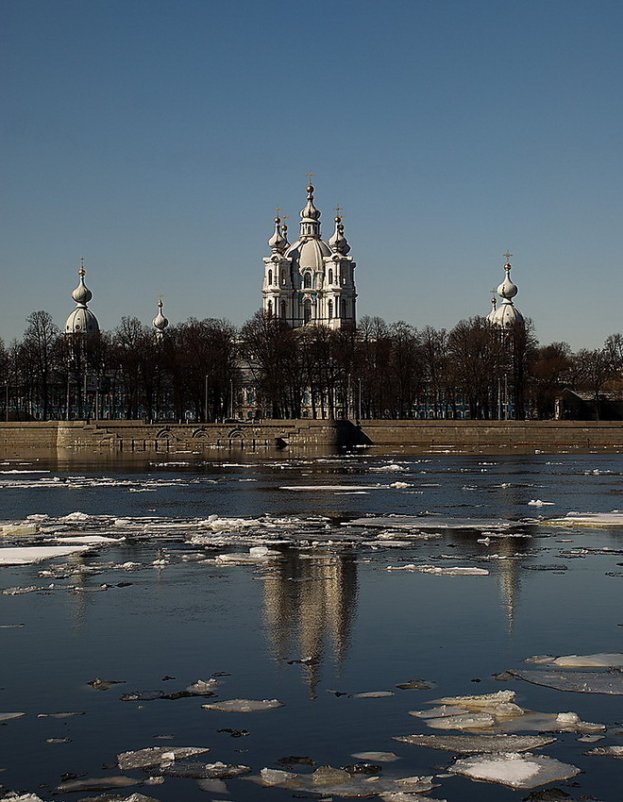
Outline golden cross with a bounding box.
[306,171,315,183]
[503,250,512,263]
[335,204,343,218]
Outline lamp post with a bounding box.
[204,373,209,423]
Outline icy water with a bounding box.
[1,452,623,801]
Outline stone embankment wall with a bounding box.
[1,419,623,458]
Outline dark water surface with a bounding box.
[1,452,623,800]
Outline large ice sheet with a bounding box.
[448,751,580,788]
[509,669,623,695]
[394,734,556,753]
[526,653,623,668]
[547,512,623,527]
[0,545,90,565]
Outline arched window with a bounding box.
[268,269,273,285]
[281,270,286,285]
[304,272,312,289]
[341,299,346,318]
[280,300,286,319]
[303,300,312,324]
[328,268,333,285]
[267,300,273,317]
[328,299,333,319]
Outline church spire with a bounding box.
[299,176,321,239]
[329,207,350,255]
[65,258,99,335]
[268,215,287,253]
[152,298,169,339]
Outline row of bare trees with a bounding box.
[0,309,622,421]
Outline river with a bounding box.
[1,452,622,801]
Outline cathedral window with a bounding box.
[281,270,285,285]
[268,269,273,285]
[267,300,273,317]
[303,300,312,324]
[280,300,286,319]
[304,272,312,289]
[328,300,333,319]
[328,268,333,285]
[341,299,347,318]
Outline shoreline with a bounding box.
[2,418,623,459]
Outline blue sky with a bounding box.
[2,0,621,349]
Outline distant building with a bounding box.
[262,183,357,330]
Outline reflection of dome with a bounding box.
[65,261,99,334]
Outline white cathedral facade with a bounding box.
[262,183,357,330]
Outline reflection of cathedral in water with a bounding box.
[261,550,358,697]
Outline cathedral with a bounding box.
[262,183,357,330]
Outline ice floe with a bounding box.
[0,545,90,565]
[394,734,556,753]
[448,751,580,789]
[508,669,623,694]
[386,564,489,576]
[202,698,283,712]
[253,766,438,797]
[547,512,623,527]
[411,690,604,734]
[526,652,623,668]
[117,746,210,770]
[586,745,623,757]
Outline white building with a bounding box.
[262,183,357,330]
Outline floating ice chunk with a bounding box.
[215,547,282,565]
[547,512,623,527]
[281,485,381,492]
[253,766,437,797]
[2,585,41,595]
[528,500,555,506]
[350,516,512,531]
[508,669,623,694]
[0,712,25,721]
[202,698,283,712]
[370,463,406,472]
[0,523,38,537]
[0,794,47,802]
[411,704,471,719]
[118,745,210,770]
[259,767,298,785]
[386,564,489,576]
[353,691,394,699]
[88,677,125,691]
[586,745,623,757]
[56,776,137,792]
[526,653,623,668]
[162,760,251,779]
[351,751,400,762]
[396,678,435,691]
[54,535,119,545]
[186,678,219,695]
[60,512,91,522]
[434,690,519,712]
[0,545,90,565]
[389,481,411,489]
[394,734,556,753]
[448,751,580,789]
[425,712,497,730]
